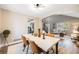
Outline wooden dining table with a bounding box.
[23,34,60,54]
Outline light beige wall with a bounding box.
[0,9,2,32]
[1,9,32,42]
[0,9,42,42]
[34,17,42,33]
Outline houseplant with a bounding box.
[2,30,10,43]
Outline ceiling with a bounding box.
[0,4,79,19]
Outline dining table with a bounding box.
[22,34,60,54]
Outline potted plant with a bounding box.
[2,30,10,43]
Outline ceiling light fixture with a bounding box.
[34,4,46,8]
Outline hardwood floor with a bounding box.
[0,46,8,54]
[0,39,79,54]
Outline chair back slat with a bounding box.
[21,36,29,45]
[29,40,43,54]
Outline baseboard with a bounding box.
[0,39,22,48]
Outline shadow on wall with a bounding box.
[0,33,8,54]
[0,33,6,44]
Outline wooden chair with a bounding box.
[29,40,44,54]
[59,33,64,37]
[21,36,29,53]
[48,33,55,37]
[53,46,67,54]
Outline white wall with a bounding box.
[1,9,32,42]
[0,9,2,32]
[0,9,42,42]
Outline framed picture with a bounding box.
[27,19,34,34]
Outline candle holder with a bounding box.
[43,33,45,39]
[42,30,46,39]
[38,28,41,37]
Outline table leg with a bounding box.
[46,51,49,54]
[56,42,58,54]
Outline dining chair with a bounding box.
[53,46,67,54]
[47,33,55,37]
[28,40,45,54]
[59,33,65,37]
[53,38,67,54]
[21,36,29,54]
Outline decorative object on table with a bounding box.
[2,30,10,43]
[38,28,41,37]
[42,30,45,39]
